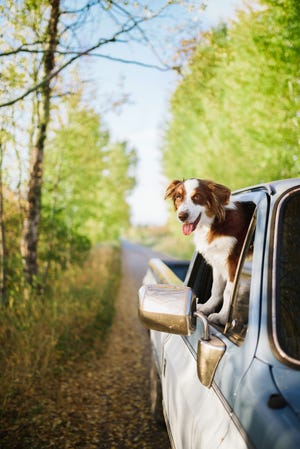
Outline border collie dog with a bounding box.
[165,178,254,325]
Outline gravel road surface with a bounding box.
[97,241,171,449]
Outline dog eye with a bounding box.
[175,193,182,200]
[192,194,201,202]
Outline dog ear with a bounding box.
[208,182,231,205]
[164,180,182,200]
[207,181,231,222]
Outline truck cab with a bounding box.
[138,179,300,449]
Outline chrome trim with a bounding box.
[211,383,256,449]
[233,183,275,196]
[194,310,210,340]
[225,212,257,345]
[163,375,255,449]
[163,402,176,449]
[149,258,183,286]
[271,187,300,368]
[138,284,196,335]
[183,334,197,358]
[194,311,226,388]
[163,381,255,449]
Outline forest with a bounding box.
[0,2,165,444]
[0,0,299,446]
[163,0,300,188]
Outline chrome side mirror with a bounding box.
[195,311,226,388]
[138,284,196,335]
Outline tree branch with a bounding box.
[0,50,87,108]
[87,52,171,70]
[0,1,174,108]
[108,0,171,68]
[0,41,45,57]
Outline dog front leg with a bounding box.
[208,281,233,325]
[197,267,225,315]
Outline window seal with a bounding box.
[270,187,300,369]
[224,211,257,346]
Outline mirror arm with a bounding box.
[194,310,210,341]
[194,310,226,388]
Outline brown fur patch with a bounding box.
[192,180,231,222]
[164,180,182,200]
[164,180,186,210]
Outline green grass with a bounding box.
[0,243,121,408]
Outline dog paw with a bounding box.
[197,304,212,315]
[208,312,227,326]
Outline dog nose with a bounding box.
[178,211,189,222]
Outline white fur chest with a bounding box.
[193,226,237,270]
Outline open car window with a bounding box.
[185,202,257,342]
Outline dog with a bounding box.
[165,178,254,325]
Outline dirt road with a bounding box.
[0,242,171,449]
[97,241,171,449]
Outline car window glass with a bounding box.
[276,191,300,361]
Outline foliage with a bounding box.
[39,205,91,273]
[0,0,178,284]
[0,244,121,427]
[42,94,136,247]
[163,0,300,189]
[0,192,25,305]
[0,0,183,109]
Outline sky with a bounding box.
[91,0,244,226]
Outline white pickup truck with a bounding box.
[138,179,300,449]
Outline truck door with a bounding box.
[161,191,268,449]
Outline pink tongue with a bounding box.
[182,223,194,236]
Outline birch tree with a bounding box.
[0,0,184,285]
[19,0,60,283]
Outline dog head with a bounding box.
[165,178,231,235]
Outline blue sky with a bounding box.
[89,0,244,226]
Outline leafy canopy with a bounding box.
[163,0,300,189]
[43,94,136,246]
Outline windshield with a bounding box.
[275,189,300,362]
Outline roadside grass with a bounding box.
[0,243,121,448]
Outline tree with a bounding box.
[43,94,136,244]
[19,0,60,284]
[163,0,300,188]
[0,0,186,285]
